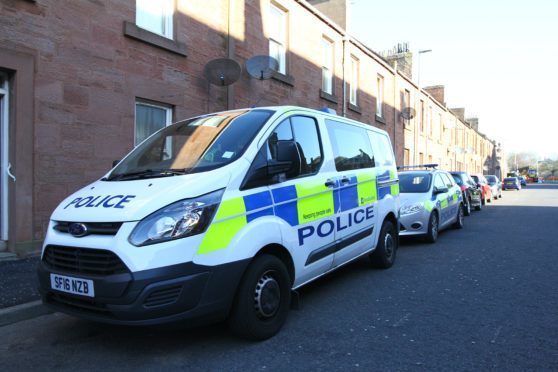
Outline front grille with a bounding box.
[48,292,109,315]
[43,245,129,275]
[143,286,182,308]
[54,221,122,236]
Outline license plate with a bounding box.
[50,273,95,297]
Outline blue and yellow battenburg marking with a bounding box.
[198,170,398,254]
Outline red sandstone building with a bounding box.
[0,0,503,255]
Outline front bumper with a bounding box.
[399,209,430,236]
[38,256,249,326]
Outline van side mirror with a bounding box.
[270,140,301,178]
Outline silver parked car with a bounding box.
[398,166,465,243]
[485,175,502,200]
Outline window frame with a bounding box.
[134,100,173,147]
[321,36,334,95]
[349,55,359,106]
[269,3,288,75]
[376,74,384,118]
[135,0,175,40]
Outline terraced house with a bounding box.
[0,0,504,255]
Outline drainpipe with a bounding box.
[342,35,349,117]
[226,0,235,110]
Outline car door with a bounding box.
[324,120,377,268]
[433,173,451,227]
[442,172,460,221]
[263,114,337,286]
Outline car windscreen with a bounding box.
[471,175,479,183]
[107,109,273,181]
[451,173,464,186]
[398,173,432,193]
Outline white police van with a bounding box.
[38,106,400,340]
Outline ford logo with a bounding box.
[68,223,88,237]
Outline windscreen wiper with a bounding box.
[106,169,187,181]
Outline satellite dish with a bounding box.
[204,58,241,86]
[400,107,416,120]
[245,55,279,80]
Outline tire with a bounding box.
[424,211,439,243]
[369,220,397,269]
[453,204,464,229]
[464,197,471,216]
[475,201,482,211]
[228,254,291,341]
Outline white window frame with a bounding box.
[376,74,384,117]
[134,100,173,147]
[269,3,287,75]
[136,0,174,39]
[349,56,359,105]
[322,37,334,95]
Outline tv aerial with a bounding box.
[203,58,241,86]
[245,55,279,80]
[400,107,416,120]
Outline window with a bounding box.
[434,174,446,190]
[439,113,443,141]
[135,101,172,146]
[428,106,433,137]
[369,132,395,167]
[268,116,322,179]
[376,74,384,118]
[404,148,410,166]
[441,173,454,188]
[419,100,424,132]
[349,56,359,105]
[326,120,375,171]
[419,152,424,165]
[269,4,287,75]
[321,37,334,95]
[136,0,174,39]
[401,89,410,126]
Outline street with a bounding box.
[1,184,558,371]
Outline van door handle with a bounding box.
[325,179,336,188]
[6,163,16,182]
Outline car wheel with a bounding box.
[453,204,464,229]
[475,199,482,211]
[369,220,397,269]
[228,254,291,341]
[425,211,439,243]
[464,198,471,216]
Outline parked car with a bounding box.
[518,176,527,187]
[503,177,521,190]
[485,175,502,200]
[399,167,464,243]
[470,174,493,205]
[450,171,482,214]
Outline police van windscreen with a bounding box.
[398,172,432,193]
[106,109,273,180]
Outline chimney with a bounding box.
[307,0,349,30]
[467,117,479,131]
[450,108,465,122]
[381,43,413,79]
[423,85,445,106]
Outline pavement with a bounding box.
[0,254,52,326]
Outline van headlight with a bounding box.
[400,202,424,216]
[129,189,224,246]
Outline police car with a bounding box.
[398,165,464,243]
[38,106,400,340]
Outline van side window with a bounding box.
[325,120,375,171]
[268,116,322,179]
[369,132,395,166]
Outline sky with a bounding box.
[349,0,558,159]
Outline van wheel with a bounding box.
[424,211,439,243]
[228,254,291,341]
[453,204,464,229]
[369,220,397,269]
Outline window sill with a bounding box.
[123,21,187,57]
[272,72,295,86]
[320,90,338,104]
[375,114,386,124]
[348,103,362,114]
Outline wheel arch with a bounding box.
[256,244,295,286]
